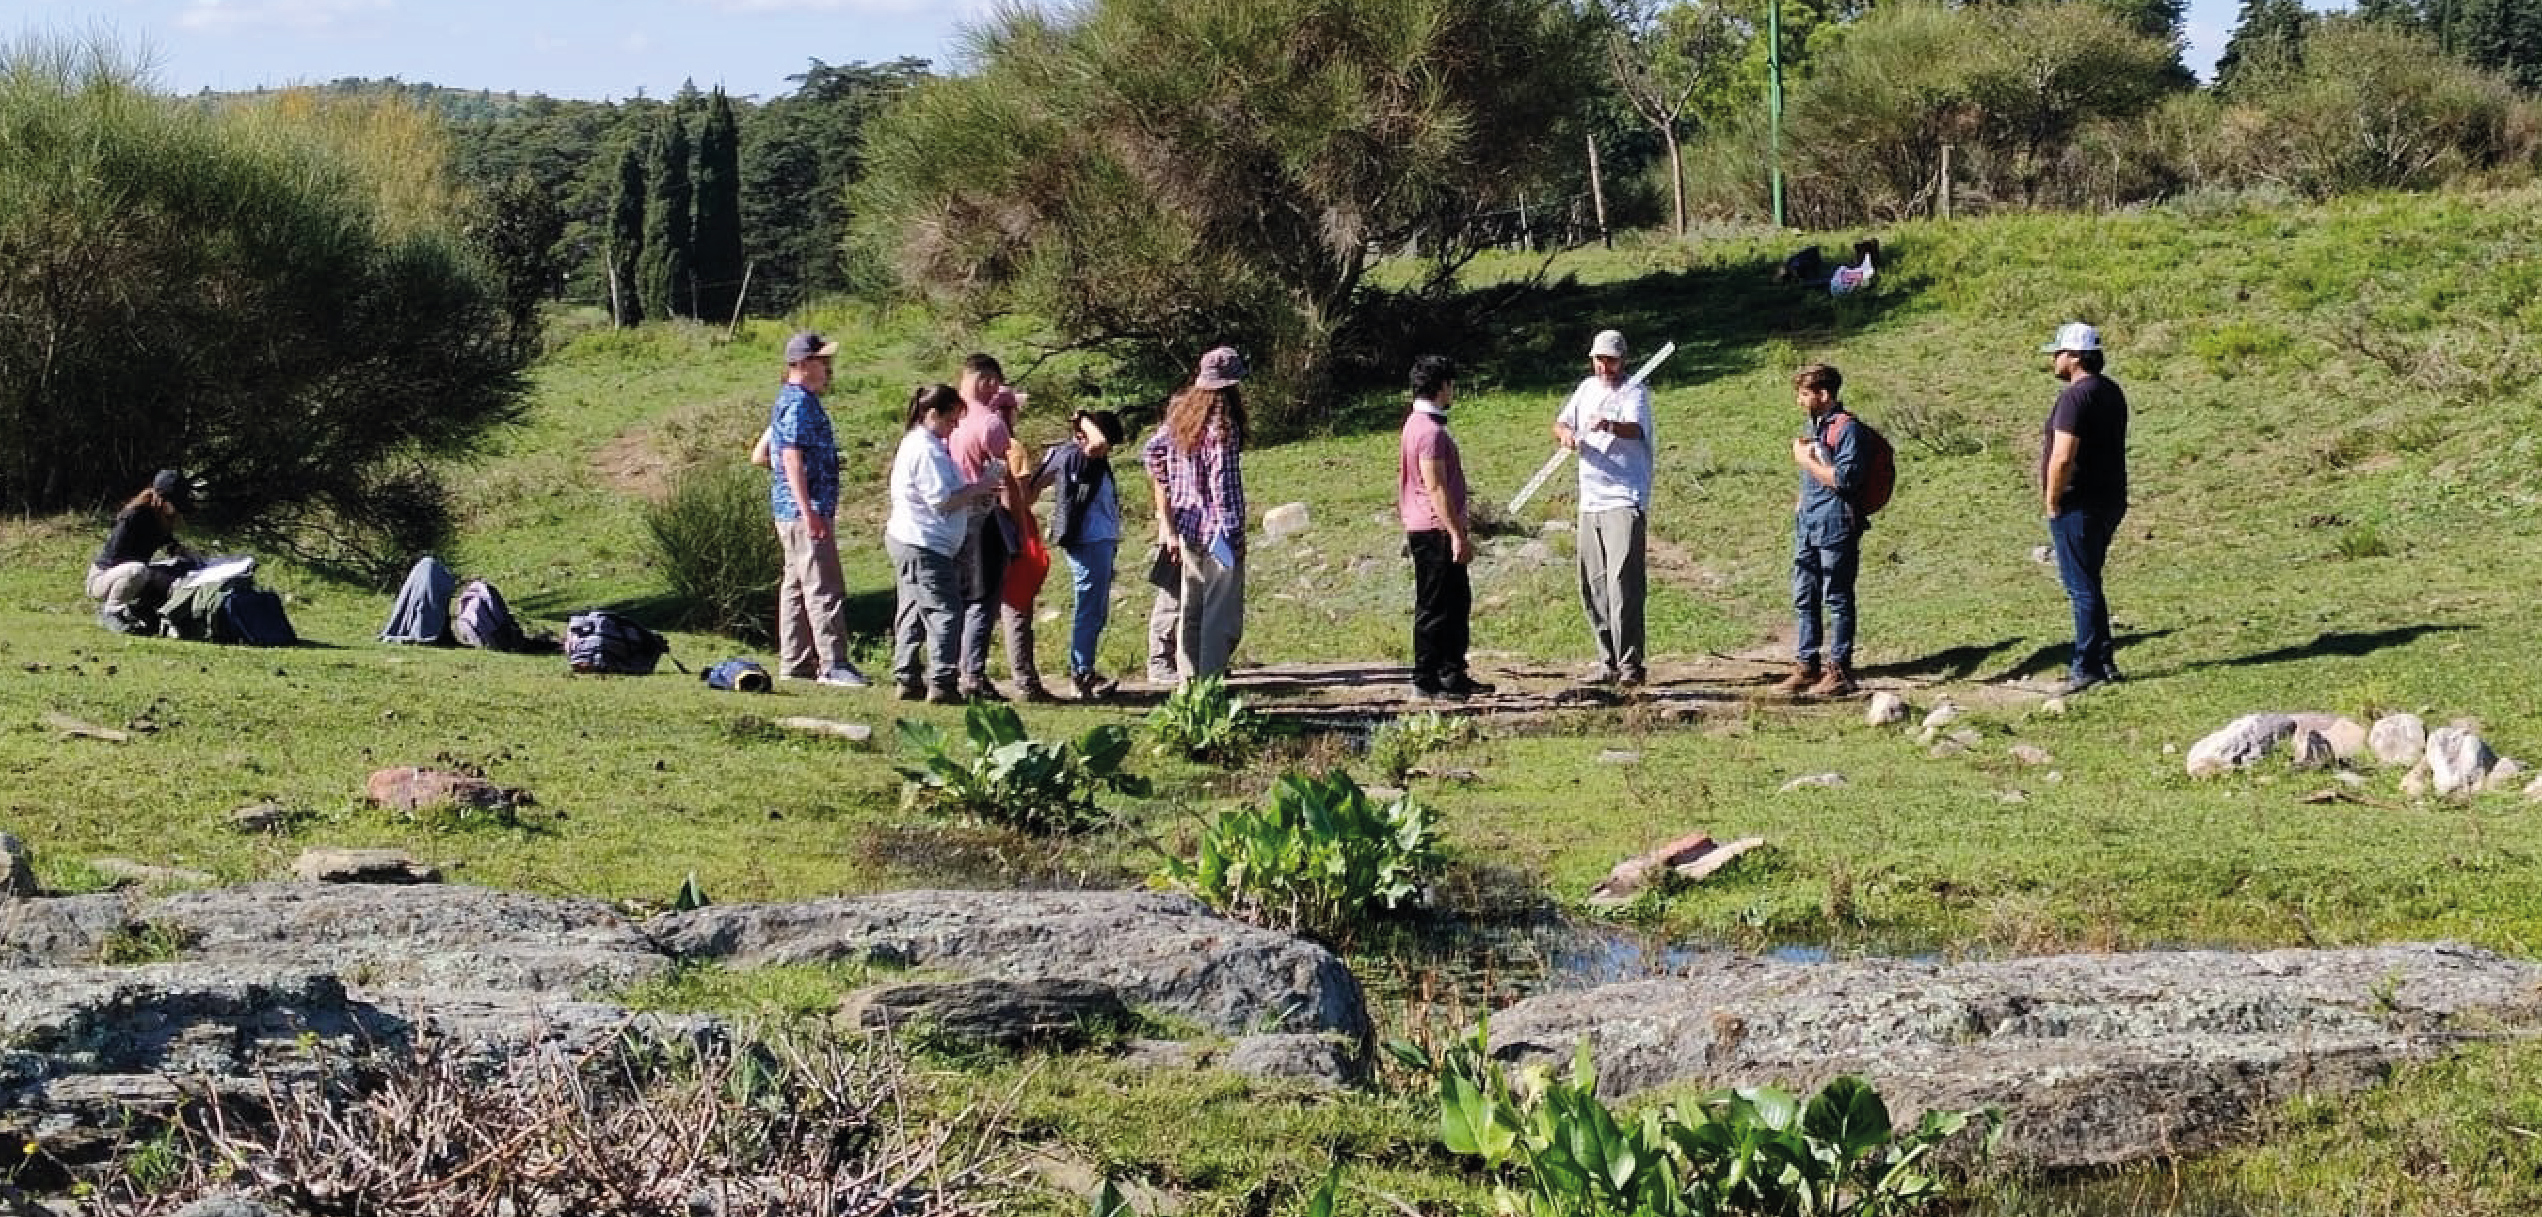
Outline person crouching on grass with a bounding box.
[1777,363,1865,697]
[888,385,1001,704]
[1400,355,1492,701]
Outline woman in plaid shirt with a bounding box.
[1142,346,1250,681]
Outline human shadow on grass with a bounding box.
[1985,628,2180,684]
[1318,247,1920,437]
[2178,624,2473,673]
[512,587,897,649]
[1856,637,2026,684]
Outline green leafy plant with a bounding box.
[897,702,1150,835]
[1156,770,1442,940]
[646,460,782,641]
[1401,1023,1997,1217]
[1367,710,1480,783]
[1145,676,1263,766]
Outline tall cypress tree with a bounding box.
[2216,0,2312,88]
[638,115,694,320]
[608,141,646,327]
[692,89,746,324]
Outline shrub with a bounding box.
[1396,1025,1998,1217]
[1145,675,1263,766]
[0,41,525,581]
[1367,710,1479,784]
[1156,770,1443,940]
[2210,18,2523,200]
[646,459,780,641]
[897,702,1150,835]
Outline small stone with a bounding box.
[2402,762,2431,798]
[2525,773,2542,802]
[1921,702,1962,731]
[2008,743,2054,767]
[2287,728,2335,771]
[2030,545,2054,564]
[1597,749,1642,765]
[1948,728,1982,748]
[1262,502,1312,540]
[2044,770,2065,784]
[2424,726,2497,796]
[1511,540,1555,568]
[1997,789,2028,804]
[292,848,441,885]
[2290,715,2370,762]
[2040,697,2069,717]
[773,717,875,745]
[365,767,519,814]
[1929,738,1970,759]
[227,804,297,833]
[2334,770,2367,787]
[2162,741,2177,754]
[2368,714,2428,767]
[1779,773,1846,793]
[2484,757,2526,794]
[1864,692,1908,725]
[1539,519,1574,535]
[2185,714,2296,778]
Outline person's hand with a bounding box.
[808,513,833,542]
[1451,533,1472,565]
[1793,437,1813,464]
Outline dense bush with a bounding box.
[1396,1027,1997,1217]
[897,702,1150,835]
[2210,18,2528,198]
[645,460,780,641]
[1156,769,1442,940]
[852,0,1603,427]
[0,43,525,579]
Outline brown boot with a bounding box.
[1806,665,1858,697]
[1774,662,1819,694]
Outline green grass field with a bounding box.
[8,186,2542,1214]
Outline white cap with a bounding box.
[2039,322,2102,353]
[1590,329,1629,359]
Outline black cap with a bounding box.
[150,469,192,509]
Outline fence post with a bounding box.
[1939,145,1954,221]
[1587,133,1611,249]
[726,260,755,339]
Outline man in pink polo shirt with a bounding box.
[1399,354,1492,700]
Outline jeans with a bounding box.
[1062,538,1119,676]
[2048,507,2124,679]
[1407,530,1471,689]
[887,538,961,691]
[1792,536,1860,669]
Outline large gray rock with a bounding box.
[148,883,671,994]
[652,889,1368,1040]
[0,893,135,965]
[2289,714,2369,762]
[2185,714,2296,777]
[1484,943,2542,1171]
[1,833,35,899]
[2369,714,2428,767]
[2425,727,2497,796]
[838,978,1134,1051]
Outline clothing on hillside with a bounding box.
[2038,373,2129,514]
[1576,507,1647,681]
[1556,375,1655,513]
[767,383,839,522]
[887,426,970,556]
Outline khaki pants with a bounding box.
[86,562,150,607]
[1174,535,1245,681]
[1576,507,1647,679]
[775,517,851,678]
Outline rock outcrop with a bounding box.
[1484,942,2542,1171]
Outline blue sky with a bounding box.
[16,0,2271,100]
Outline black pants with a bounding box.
[1408,530,1470,690]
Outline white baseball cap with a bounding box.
[2039,322,2102,353]
[1590,329,1629,358]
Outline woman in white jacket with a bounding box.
[886,384,998,703]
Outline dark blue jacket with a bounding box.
[1798,409,1866,546]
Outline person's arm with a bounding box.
[1595,384,1649,440]
[1794,437,1837,488]
[1419,456,1470,564]
[1004,434,1036,511]
[1554,393,1579,451]
[2043,430,2080,516]
[1144,440,1178,550]
[748,428,772,469]
[780,445,829,541]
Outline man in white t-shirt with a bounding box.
[1553,328,1656,685]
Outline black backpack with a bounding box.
[164,570,297,647]
[565,610,670,675]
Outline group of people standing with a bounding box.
[762,334,1253,704]
[752,315,2129,708]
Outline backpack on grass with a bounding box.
[702,658,771,693]
[565,610,671,675]
[1826,412,1897,516]
[162,557,296,647]
[453,579,536,652]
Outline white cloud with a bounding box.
[175,0,395,34]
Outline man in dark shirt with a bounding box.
[2037,322,2129,695]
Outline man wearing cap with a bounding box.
[768,331,869,687]
[1555,329,1657,686]
[2038,321,2129,695]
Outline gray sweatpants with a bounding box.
[1576,507,1647,678]
[887,538,961,691]
[1174,534,1245,681]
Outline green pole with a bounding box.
[1769,0,1786,228]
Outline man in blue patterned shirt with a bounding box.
[769,331,869,687]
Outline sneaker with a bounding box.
[816,663,871,689]
[1015,680,1061,704]
[1806,665,1858,697]
[1619,669,1648,688]
[1773,663,1820,694]
[926,685,964,705]
[97,604,147,635]
[1441,674,1497,697]
[959,680,1008,703]
[1071,672,1119,701]
[2053,670,2108,697]
[894,681,927,703]
[1412,684,1466,702]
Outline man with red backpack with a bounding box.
[1776,363,1887,697]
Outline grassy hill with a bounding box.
[8,187,2542,1213]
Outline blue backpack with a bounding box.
[565,610,671,675]
[702,658,771,692]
